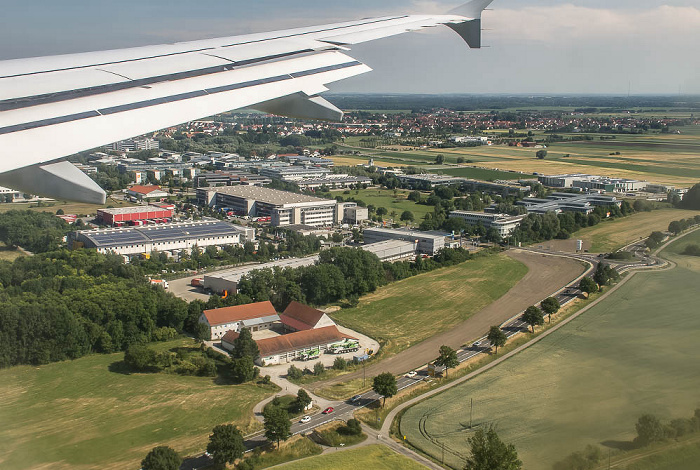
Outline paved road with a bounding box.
[182,239,671,469]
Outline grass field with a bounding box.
[621,440,700,470]
[331,187,434,223]
[331,253,528,357]
[401,235,700,469]
[275,444,428,470]
[573,208,700,252]
[0,197,134,215]
[0,338,274,470]
[0,242,24,262]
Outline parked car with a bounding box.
[300,415,311,423]
[322,407,334,414]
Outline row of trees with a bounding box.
[235,246,474,310]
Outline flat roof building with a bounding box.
[203,256,319,295]
[260,166,331,181]
[449,211,526,237]
[97,205,173,226]
[361,240,417,261]
[197,186,341,227]
[517,192,621,215]
[362,227,445,255]
[70,220,253,257]
[538,174,645,192]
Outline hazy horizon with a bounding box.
[1,0,698,95]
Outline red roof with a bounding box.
[279,301,325,331]
[257,326,357,357]
[221,330,240,344]
[128,185,163,195]
[202,301,277,326]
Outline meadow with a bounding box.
[331,187,435,223]
[275,444,427,470]
[401,234,700,469]
[573,208,700,252]
[331,253,528,357]
[0,197,134,215]
[0,338,274,470]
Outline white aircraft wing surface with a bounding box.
[0,0,493,203]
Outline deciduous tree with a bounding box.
[263,405,291,449]
[487,326,507,355]
[141,446,181,470]
[373,372,398,407]
[207,424,245,467]
[540,297,560,323]
[523,306,544,333]
[435,345,459,377]
[464,426,522,470]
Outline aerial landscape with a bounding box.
[0,1,699,470]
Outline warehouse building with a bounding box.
[197,185,342,227]
[279,301,336,332]
[397,174,466,188]
[449,211,526,237]
[259,166,331,181]
[126,185,169,201]
[203,256,319,295]
[363,227,445,255]
[200,301,280,340]
[96,205,173,226]
[361,239,417,261]
[70,220,254,257]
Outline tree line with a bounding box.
[0,249,191,368]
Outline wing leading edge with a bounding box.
[0,0,494,204]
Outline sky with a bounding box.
[0,0,698,95]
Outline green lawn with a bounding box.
[276,444,428,470]
[331,253,528,356]
[332,188,434,224]
[574,208,700,252]
[401,236,700,469]
[0,338,274,470]
[622,441,700,470]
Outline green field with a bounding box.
[0,242,24,261]
[331,253,528,356]
[276,444,427,470]
[621,440,700,470]
[0,338,274,470]
[0,197,134,215]
[331,188,434,224]
[574,208,700,252]
[401,234,700,469]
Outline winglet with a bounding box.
[446,0,494,48]
[449,0,494,19]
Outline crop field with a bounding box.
[331,253,528,357]
[277,444,427,470]
[330,187,434,223]
[0,338,273,470]
[401,236,700,469]
[573,208,700,252]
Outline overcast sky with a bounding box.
[1,0,698,95]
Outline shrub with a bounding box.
[333,357,347,370]
[313,361,325,376]
[287,365,303,380]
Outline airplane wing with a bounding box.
[0,0,493,204]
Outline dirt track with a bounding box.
[314,249,586,389]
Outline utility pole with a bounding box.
[469,398,473,428]
[363,360,366,388]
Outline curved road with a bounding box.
[314,249,586,389]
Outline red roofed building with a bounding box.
[279,301,336,332]
[126,184,169,201]
[199,301,280,339]
[251,325,357,365]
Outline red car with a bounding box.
[322,407,334,414]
